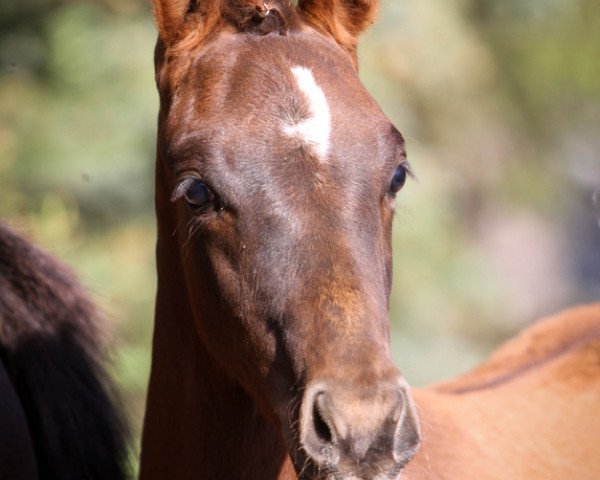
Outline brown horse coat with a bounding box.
[142,1,600,479]
[405,304,600,480]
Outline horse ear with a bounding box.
[154,0,225,45]
[152,0,193,44]
[153,1,292,45]
[297,0,378,61]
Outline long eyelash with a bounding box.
[402,161,417,181]
[171,178,196,202]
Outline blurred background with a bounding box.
[1,0,599,463]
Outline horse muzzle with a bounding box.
[298,378,421,479]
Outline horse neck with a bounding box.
[140,160,296,480]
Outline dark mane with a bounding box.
[0,223,130,480]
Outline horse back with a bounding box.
[407,304,600,479]
[433,304,600,394]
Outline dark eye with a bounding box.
[389,165,408,194]
[184,179,213,209]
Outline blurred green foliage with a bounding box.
[0,0,158,436]
[1,0,599,463]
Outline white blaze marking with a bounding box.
[284,66,331,159]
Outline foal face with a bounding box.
[156,6,420,479]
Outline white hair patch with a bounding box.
[284,66,331,160]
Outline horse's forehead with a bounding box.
[182,33,386,147]
[166,32,397,206]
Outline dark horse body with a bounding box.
[0,224,128,480]
[140,1,600,479]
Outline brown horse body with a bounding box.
[141,1,600,479]
[406,304,600,480]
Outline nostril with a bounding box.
[312,397,333,444]
[393,387,422,466]
[300,388,341,466]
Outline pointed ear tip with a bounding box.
[153,25,173,46]
[151,7,170,42]
[151,0,192,44]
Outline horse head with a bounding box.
[145,2,420,478]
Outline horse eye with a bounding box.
[390,165,408,194]
[184,179,213,209]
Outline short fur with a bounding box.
[144,1,600,479]
[0,224,129,480]
[144,2,422,480]
[405,304,600,480]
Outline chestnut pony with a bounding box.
[142,1,420,479]
[140,1,600,479]
[0,224,129,480]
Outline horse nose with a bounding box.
[299,380,421,475]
